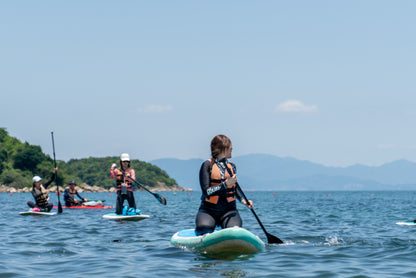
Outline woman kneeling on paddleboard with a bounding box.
[27,168,58,212]
[110,153,138,215]
[195,135,253,235]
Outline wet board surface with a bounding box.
[171,227,265,255]
[102,213,150,221]
[396,221,416,226]
[19,210,57,216]
[53,206,113,209]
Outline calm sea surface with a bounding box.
[1,191,416,278]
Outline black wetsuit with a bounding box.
[27,173,55,212]
[195,158,245,235]
[116,191,136,214]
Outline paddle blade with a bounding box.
[58,201,63,213]
[266,232,283,244]
[155,193,167,205]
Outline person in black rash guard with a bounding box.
[195,134,253,235]
[27,168,58,212]
[64,180,87,207]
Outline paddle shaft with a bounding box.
[236,183,282,243]
[117,168,167,205]
[224,164,283,244]
[51,132,62,213]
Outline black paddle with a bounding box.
[235,182,283,244]
[118,168,167,205]
[224,164,283,244]
[51,132,62,213]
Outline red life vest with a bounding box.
[205,159,236,205]
[114,168,134,190]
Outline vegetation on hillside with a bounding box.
[64,157,178,189]
[0,128,178,189]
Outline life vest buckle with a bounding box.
[121,183,128,195]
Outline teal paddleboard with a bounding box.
[102,213,149,221]
[171,227,265,255]
[19,210,57,216]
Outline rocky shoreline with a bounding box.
[0,183,192,193]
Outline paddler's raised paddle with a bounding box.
[51,132,62,214]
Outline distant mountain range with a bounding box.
[150,154,416,191]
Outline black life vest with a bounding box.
[205,159,236,205]
[32,185,49,207]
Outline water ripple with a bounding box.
[3,191,416,277]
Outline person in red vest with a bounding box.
[195,135,253,235]
[110,153,137,215]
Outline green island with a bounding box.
[0,128,189,193]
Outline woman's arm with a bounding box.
[129,169,136,181]
[110,169,117,179]
[43,173,56,189]
[76,191,84,201]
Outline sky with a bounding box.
[1,1,416,167]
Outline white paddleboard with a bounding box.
[396,221,416,226]
[102,213,150,221]
[19,210,57,216]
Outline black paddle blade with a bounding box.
[266,232,283,244]
[58,202,63,213]
[155,194,167,205]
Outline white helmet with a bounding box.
[120,153,130,161]
[32,176,42,182]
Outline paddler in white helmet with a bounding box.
[27,167,58,212]
[110,153,139,215]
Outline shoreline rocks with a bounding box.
[0,183,192,193]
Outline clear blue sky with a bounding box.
[1,1,415,167]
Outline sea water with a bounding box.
[1,191,416,278]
